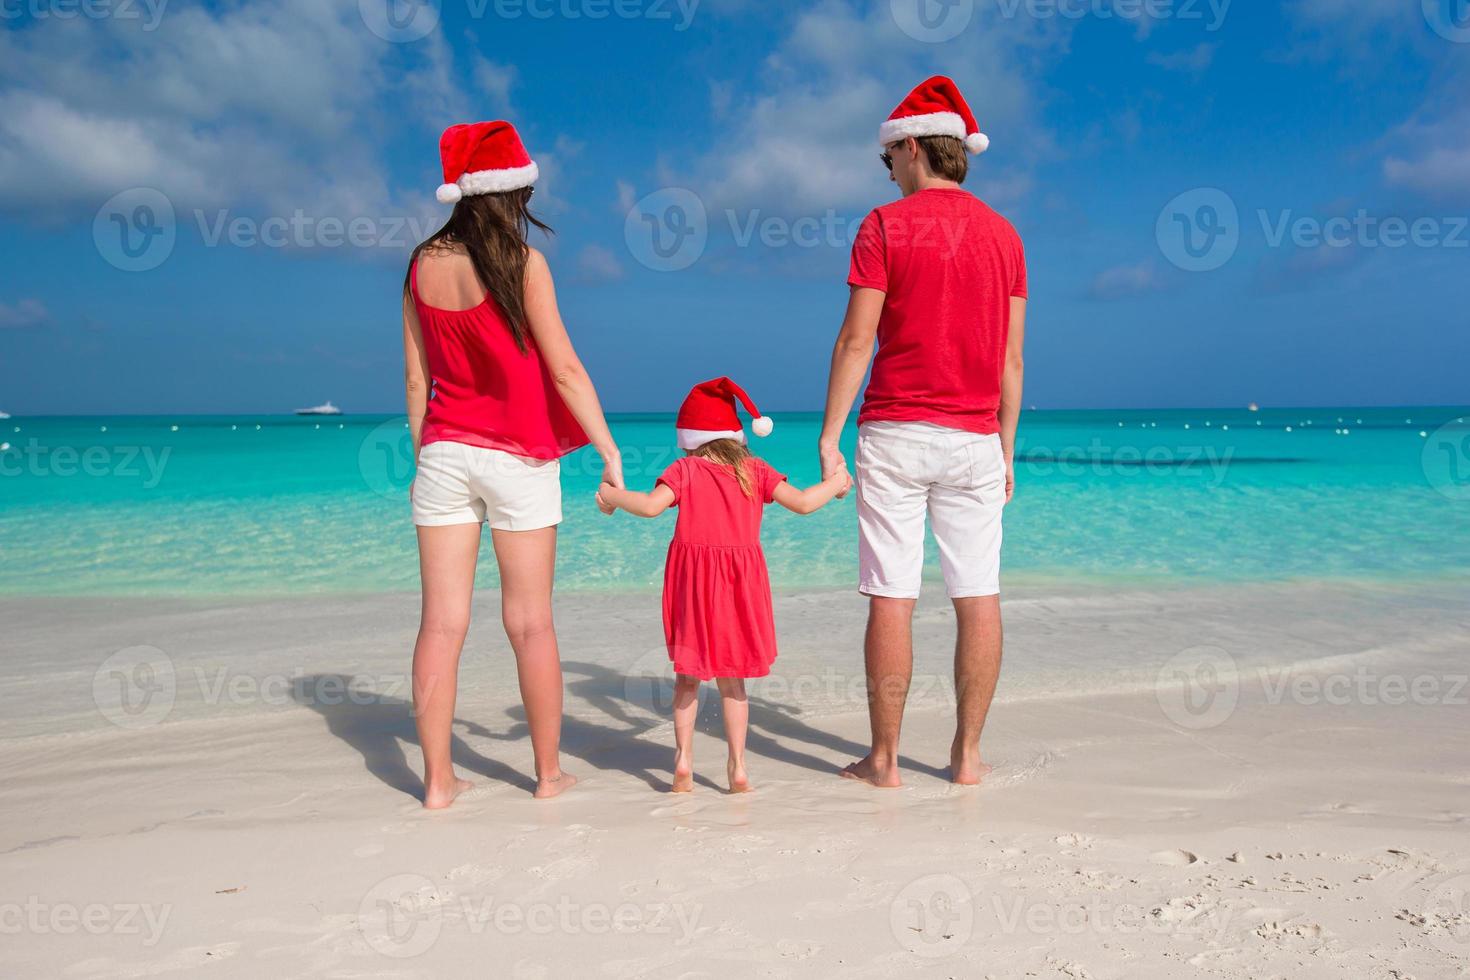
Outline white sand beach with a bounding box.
[2,581,1467,978]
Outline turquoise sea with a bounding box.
[1,408,1467,597]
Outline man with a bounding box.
[819,76,1027,788]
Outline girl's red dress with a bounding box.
[656,456,786,680]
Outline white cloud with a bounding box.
[1089,259,1164,300]
[671,0,1063,216]
[0,298,49,330]
[575,244,625,283]
[1383,104,1470,202]
[0,1,469,227]
[1146,43,1216,74]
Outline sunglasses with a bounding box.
[879,141,905,172]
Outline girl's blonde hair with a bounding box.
[690,438,755,497]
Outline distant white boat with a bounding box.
[0,411,9,419]
[1248,402,1260,412]
[295,401,342,416]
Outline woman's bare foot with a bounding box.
[533,771,578,800]
[671,750,694,793]
[423,776,474,810]
[726,758,751,794]
[839,754,902,788]
[949,742,993,785]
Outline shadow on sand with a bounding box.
[294,661,950,803]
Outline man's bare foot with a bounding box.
[671,750,694,793]
[839,754,902,788]
[727,758,751,794]
[949,745,993,785]
[423,777,474,810]
[533,771,577,800]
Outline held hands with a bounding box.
[819,444,854,499]
[596,447,624,515]
[596,482,617,515]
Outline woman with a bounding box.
[402,120,622,807]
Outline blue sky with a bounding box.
[1,0,1467,415]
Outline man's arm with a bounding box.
[818,286,885,497]
[997,296,1026,503]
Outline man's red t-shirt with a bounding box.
[847,187,1027,435]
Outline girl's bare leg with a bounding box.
[671,674,700,793]
[490,526,576,800]
[413,523,482,809]
[717,677,751,793]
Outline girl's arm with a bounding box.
[598,483,676,518]
[402,295,432,458]
[772,470,849,515]
[523,248,624,488]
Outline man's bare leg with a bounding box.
[841,596,915,787]
[950,594,1002,784]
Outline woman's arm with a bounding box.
[523,248,624,487]
[771,471,848,515]
[403,294,432,458]
[598,483,675,518]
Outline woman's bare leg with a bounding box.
[671,674,700,793]
[490,526,575,799]
[413,523,482,809]
[716,677,751,793]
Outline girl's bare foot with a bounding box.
[727,758,751,794]
[423,776,474,810]
[949,744,993,786]
[671,750,694,793]
[840,754,902,788]
[534,771,578,800]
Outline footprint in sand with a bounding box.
[1151,849,1200,867]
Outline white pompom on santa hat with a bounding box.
[879,75,990,155]
[435,120,539,205]
[675,377,773,451]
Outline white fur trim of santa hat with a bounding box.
[677,428,747,451]
[879,112,990,156]
[436,161,540,204]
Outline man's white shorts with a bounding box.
[411,440,563,530]
[856,421,1007,600]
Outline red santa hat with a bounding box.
[436,121,539,205]
[879,75,990,155]
[675,377,773,451]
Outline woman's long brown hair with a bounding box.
[691,438,755,498]
[404,188,552,353]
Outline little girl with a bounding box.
[597,378,848,794]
